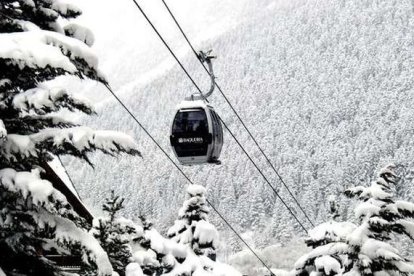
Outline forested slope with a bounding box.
[65,0,414,254]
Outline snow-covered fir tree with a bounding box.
[92,191,139,276]
[0,1,139,275]
[131,216,179,275]
[167,184,218,261]
[294,195,356,275]
[128,186,241,276]
[295,164,414,275]
[343,164,414,275]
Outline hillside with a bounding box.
[63,0,414,258]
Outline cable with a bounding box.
[218,114,308,233]
[160,0,315,228]
[103,83,275,275]
[130,0,202,95]
[56,155,82,200]
[130,0,309,234]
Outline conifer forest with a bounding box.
[1,0,414,275]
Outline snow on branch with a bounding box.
[396,201,414,218]
[345,183,392,201]
[5,115,77,135]
[193,220,219,248]
[355,201,381,218]
[294,242,350,271]
[2,127,140,168]
[314,255,341,275]
[360,239,402,261]
[12,86,94,115]
[306,221,356,247]
[0,30,102,79]
[0,168,67,206]
[64,23,94,46]
[397,220,414,239]
[0,119,7,141]
[34,127,141,157]
[51,0,82,18]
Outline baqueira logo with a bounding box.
[178,137,203,143]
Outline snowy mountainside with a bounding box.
[64,0,414,255]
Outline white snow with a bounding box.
[12,85,94,117]
[194,220,219,248]
[354,201,381,218]
[2,126,138,164]
[132,249,159,268]
[0,168,67,206]
[64,23,95,46]
[0,30,98,73]
[360,239,400,261]
[14,20,41,32]
[163,249,242,276]
[21,0,35,7]
[351,183,392,201]
[394,261,414,274]
[314,255,341,275]
[39,7,59,19]
[295,242,350,269]
[396,201,414,214]
[125,263,144,276]
[187,184,207,197]
[51,0,82,17]
[346,223,370,246]
[176,100,210,111]
[308,221,356,243]
[398,220,414,239]
[132,227,187,268]
[38,212,113,276]
[0,119,7,141]
[31,126,138,153]
[2,134,36,160]
[378,164,396,178]
[12,86,84,114]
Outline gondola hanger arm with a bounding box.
[197,50,216,99]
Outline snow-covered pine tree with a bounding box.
[131,216,179,275]
[343,164,414,275]
[92,191,138,276]
[167,185,218,261]
[129,187,240,276]
[0,1,140,275]
[295,164,414,276]
[294,194,356,276]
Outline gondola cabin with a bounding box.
[170,100,223,165]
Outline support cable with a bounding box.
[160,0,315,228]
[56,155,82,200]
[130,0,310,233]
[103,83,275,276]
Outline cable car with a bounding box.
[170,99,223,165]
[169,50,223,165]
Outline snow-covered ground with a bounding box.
[60,0,414,264]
